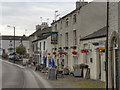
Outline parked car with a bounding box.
[8,53,22,61]
[8,53,14,60]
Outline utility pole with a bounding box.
[55,10,60,21]
[106,1,109,90]
[8,25,16,63]
[40,17,42,24]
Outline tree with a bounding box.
[16,45,26,55]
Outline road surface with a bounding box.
[1,59,52,89]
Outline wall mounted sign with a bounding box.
[51,32,58,44]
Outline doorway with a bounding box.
[113,38,119,90]
[98,50,102,80]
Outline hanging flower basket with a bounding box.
[72,50,78,55]
[58,52,62,55]
[59,52,68,55]
[63,52,67,55]
[81,49,88,53]
[53,51,56,55]
[48,52,50,55]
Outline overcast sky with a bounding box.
[0,0,93,36]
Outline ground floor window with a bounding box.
[65,55,68,66]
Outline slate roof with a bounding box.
[29,27,52,37]
[32,32,51,43]
[2,35,29,40]
[80,26,107,41]
[51,2,89,25]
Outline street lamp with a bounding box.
[7,25,15,63]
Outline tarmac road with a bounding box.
[1,59,52,89]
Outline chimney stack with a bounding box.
[76,0,88,9]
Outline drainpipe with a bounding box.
[106,1,109,90]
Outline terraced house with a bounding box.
[51,1,107,81]
[29,22,52,66]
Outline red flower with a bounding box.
[48,52,50,55]
[81,49,88,53]
[53,51,56,55]
[72,50,78,55]
[63,52,67,55]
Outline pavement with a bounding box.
[30,66,105,88]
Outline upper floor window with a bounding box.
[55,24,57,30]
[36,43,38,51]
[65,32,68,46]
[43,41,45,50]
[66,18,69,27]
[73,30,77,45]
[40,42,41,50]
[33,44,34,52]
[60,34,62,46]
[73,14,76,23]
[60,21,62,29]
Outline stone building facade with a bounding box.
[51,1,107,81]
[108,2,120,90]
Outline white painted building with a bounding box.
[1,35,29,55]
[29,22,52,66]
[32,34,52,66]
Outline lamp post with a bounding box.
[7,25,15,63]
[0,33,2,58]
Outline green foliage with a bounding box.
[16,45,26,55]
